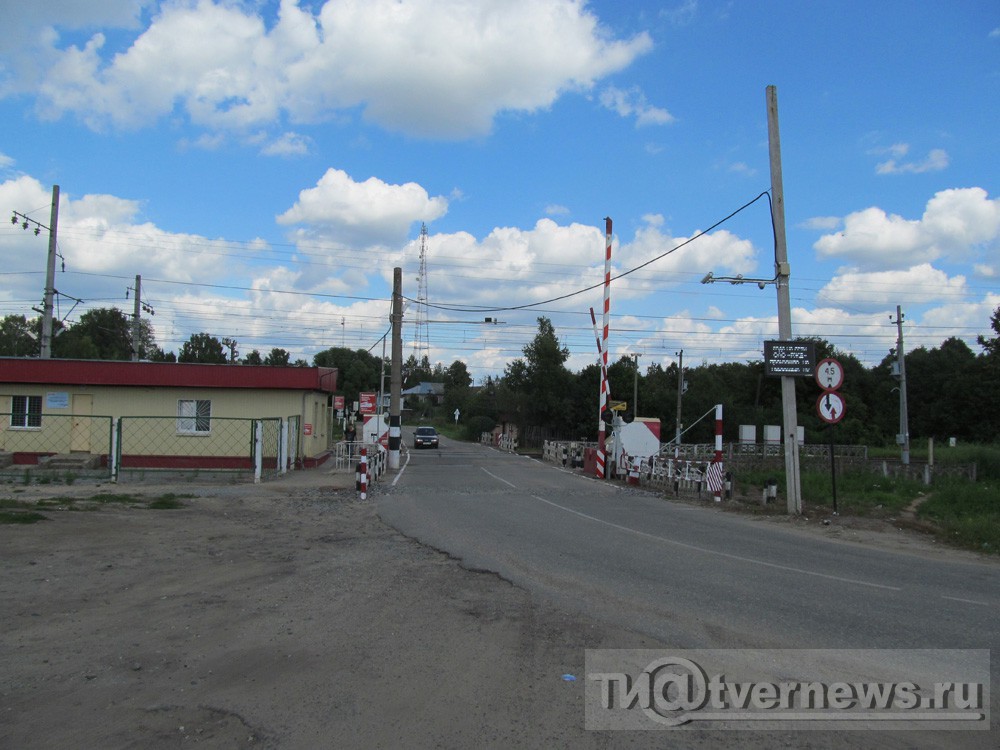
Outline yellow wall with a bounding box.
[2,385,330,459]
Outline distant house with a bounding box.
[401,381,445,406]
[0,358,338,472]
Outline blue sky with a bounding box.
[2,0,998,382]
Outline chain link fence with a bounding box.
[1,413,114,482]
[116,416,284,483]
[1,410,330,485]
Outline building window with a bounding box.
[177,399,211,434]
[11,395,42,428]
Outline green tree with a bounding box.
[442,359,473,418]
[148,348,176,362]
[53,307,158,360]
[263,348,290,366]
[243,349,263,365]
[313,347,381,403]
[978,305,1000,357]
[0,314,37,356]
[907,337,980,441]
[178,333,227,364]
[503,317,574,437]
[403,354,433,389]
[220,337,239,363]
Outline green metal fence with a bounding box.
[287,414,301,468]
[0,412,114,480]
[2,411,303,484]
[116,416,284,482]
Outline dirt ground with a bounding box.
[1,467,993,749]
[1,468,676,749]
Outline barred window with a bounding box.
[177,399,211,434]
[11,395,42,428]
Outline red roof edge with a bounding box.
[0,358,338,393]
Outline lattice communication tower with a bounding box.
[412,223,430,361]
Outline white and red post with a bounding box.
[706,403,725,501]
[590,307,610,479]
[596,217,613,479]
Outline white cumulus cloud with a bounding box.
[818,264,967,311]
[814,187,1000,269]
[13,0,653,139]
[276,168,449,246]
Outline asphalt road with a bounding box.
[380,431,998,743]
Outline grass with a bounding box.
[0,498,35,509]
[916,481,1000,553]
[147,494,188,509]
[91,493,140,504]
[0,491,192,515]
[735,468,924,516]
[0,510,47,524]
[735,467,999,555]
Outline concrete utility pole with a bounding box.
[893,305,911,465]
[674,350,684,457]
[630,352,642,416]
[40,185,60,359]
[766,85,803,515]
[131,274,142,361]
[388,267,403,470]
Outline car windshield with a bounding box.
[416,427,436,436]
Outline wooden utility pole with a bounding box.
[766,85,803,515]
[388,267,403,470]
[40,185,60,359]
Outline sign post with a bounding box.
[815,358,845,514]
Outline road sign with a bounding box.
[816,391,846,424]
[764,340,816,377]
[359,392,377,414]
[608,400,628,412]
[815,358,844,391]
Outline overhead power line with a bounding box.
[407,191,773,314]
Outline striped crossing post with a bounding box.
[706,403,724,502]
[590,307,610,479]
[598,217,613,478]
[359,447,368,500]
